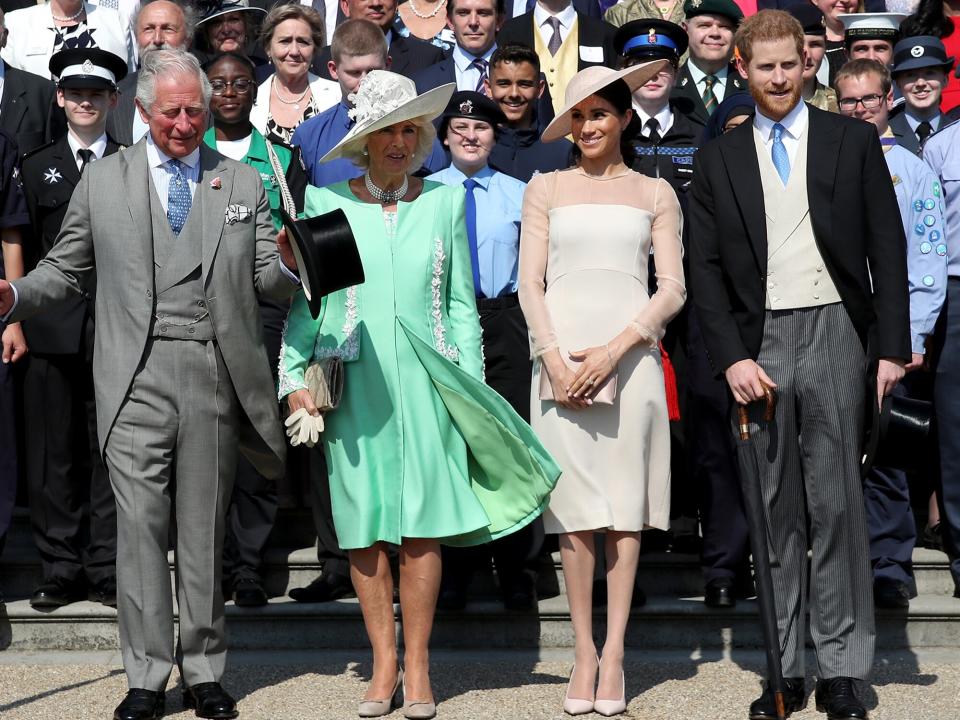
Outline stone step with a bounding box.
[3,592,959,652]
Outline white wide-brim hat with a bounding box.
[319,70,456,164]
[542,60,670,143]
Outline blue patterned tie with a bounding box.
[463,178,483,298]
[771,123,790,185]
[167,159,192,235]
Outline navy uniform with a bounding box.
[19,48,127,609]
[833,12,905,85]
[889,36,956,157]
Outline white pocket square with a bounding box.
[225,204,253,225]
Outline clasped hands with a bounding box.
[544,340,621,410]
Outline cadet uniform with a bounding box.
[889,36,956,156]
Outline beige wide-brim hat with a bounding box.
[541,60,671,143]
[319,70,456,164]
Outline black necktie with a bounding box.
[77,148,95,173]
[645,118,661,145]
[917,121,933,144]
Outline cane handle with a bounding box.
[738,383,778,440]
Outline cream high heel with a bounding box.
[562,656,598,715]
[594,657,627,717]
[358,668,403,718]
[402,677,437,719]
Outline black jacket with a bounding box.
[628,104,700,207]
[105,71,138,148]
[689,105,911,374]
[20,135,122,354]
[489,125,573,183]
[0,62,65,157]
[671,62,746,129]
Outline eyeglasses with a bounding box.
[838,93,883,111]
[209,79,253,95]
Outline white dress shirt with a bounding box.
[687,60,729,105]
[452,43,497,92]
[635,103,674,138]
[146,134,200,212]
[67,132,108,170]
[534,3,577,48]
[754,99,807,171]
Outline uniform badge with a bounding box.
[649,29,657,43]
[681,77,689,87]
[891,174,901,186]
[82,59,94,73]
[459,100,474,115]
[691,0,702,7]
[911,45,925,58]
[43,167,63,185]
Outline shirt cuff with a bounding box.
[279,257,301,285]
[0,282,19,324]
[911,334,927,356]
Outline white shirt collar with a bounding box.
[635,104,673,135]
[384,29,393,49]
[534,2,576,29]
[67,131,108,163]
[146,132,201,170]
[452,42,497,73]
[687,61,729,88]
[754,99,808,141]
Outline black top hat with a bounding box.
[279,208,364,320]
[615,19,688,63]
[787,4,827,36]
[439,91,507,138]
[891,35,955,75]
[49,47,128,90]
[862,394,934,476]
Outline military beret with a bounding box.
[683,0,743,24]
[615,19,688,63]
[439,91,507,138]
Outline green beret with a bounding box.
[683,0,744,24]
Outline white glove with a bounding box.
[284,408,324,447]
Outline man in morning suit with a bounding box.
[672,0,745,129]
[497,0,616,117]
[0,49,300,720]
[19,47,128,612]
[689,11,910,720]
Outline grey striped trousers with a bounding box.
[735,303,875,679]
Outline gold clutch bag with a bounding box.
[305,357,344,413]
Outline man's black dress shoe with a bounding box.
[749,677,805,719]
[705,577,736,608]
[114,688,164,720]
[873,578,910,609]
[815,677,868,719]
[288,572,355,603]
[89,576,117,607]
[30,576,86,609]
[183,682,238,719]
[232,578,268,607]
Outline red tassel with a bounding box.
[659,342,681,422]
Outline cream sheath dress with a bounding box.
[518,167,686,534]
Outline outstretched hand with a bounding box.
[0,279,13,317]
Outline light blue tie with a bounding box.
[167,159,192,235]
[771,123,790,185]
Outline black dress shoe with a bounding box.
[873,578,910,609]
[89,576,117,608]
[288,572,355,603]
[749,677,805,719]
[705,577,736,609]
[30,576,86,609]
[814,677,868,719]
[183,682,238,719]
[114,688,164,720]
[232,578,268,607]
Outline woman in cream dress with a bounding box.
[519,63,685,717]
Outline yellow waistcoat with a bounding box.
[535,18,580,118]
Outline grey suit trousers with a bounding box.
[737,303,875,679]
[104,337,239,691]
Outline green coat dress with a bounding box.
[278,180,560,549]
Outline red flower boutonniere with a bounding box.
[210,177,222,190]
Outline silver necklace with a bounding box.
[408,0,446,19]
[364,172,408,204]
[273,80,310,110]
[51,4,85,22]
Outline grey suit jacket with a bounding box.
[9,139,295,478]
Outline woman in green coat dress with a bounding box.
[278,71,560,719]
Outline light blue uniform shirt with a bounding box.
[886,144,947,354]
[922,120,960,279]
[427,164,526,299]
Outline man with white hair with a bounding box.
[0,48,299,720]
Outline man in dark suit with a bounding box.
[105,0,195,147]
[0,10,65,155]
[312,0,444,80]
[672,0,745,129]
[690,11,910,720]
[19,48,128,611]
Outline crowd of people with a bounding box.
[0,0,959,718]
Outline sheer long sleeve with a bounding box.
[630,179,686,345]
[518,173,558,358]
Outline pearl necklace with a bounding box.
[273,80,310,110]
[364,172,408,204]
[408,0,446,19]
[51,4,85,22]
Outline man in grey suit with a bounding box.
[0,49,299,720]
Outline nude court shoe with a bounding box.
[563,657,598,716]
[402,678,437,719]
[358,668,403,718]
[594,657,627,717]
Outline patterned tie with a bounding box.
[645,118,661,145]
[546,17,562,56]
[771,123,790,186]
[463,178,483,298]
[77,148,94,173]
[701,74,718,115]
[471,58,488,93]
[166,159,192,236]
[917,120,933,145]
[99,0,119,8]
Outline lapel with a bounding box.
[522,13,536,48]
[51,136,81,187]
[389,36,411,75]
[720,119,766,271]
[673,64,707,126]
[121,140,156,282]
[0,65,28,133]
[888,112,920,155]
[805,105,840,252]
[198,145,234,285]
